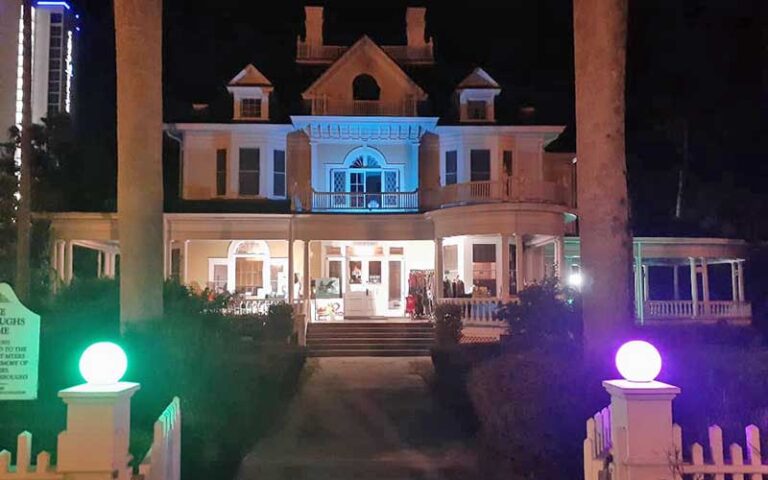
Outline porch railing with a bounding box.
[643,300,752,322]
[438,297,506,326]
[310,189,420,212]
[310,98,417,116]
[427,179,571,209]
[224,298,305,316]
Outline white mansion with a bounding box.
[44,6,750,326]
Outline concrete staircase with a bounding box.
[306,322,434,357]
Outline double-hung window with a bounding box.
[470,149,491,182]
[239,148,260,196]
[241,98,262,119]
[273,150,286,197]
[445,151,458,185]
[216,149,227,196]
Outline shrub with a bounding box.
[500,277,581,346]
[265,302,294,342]
[433,303,463,346]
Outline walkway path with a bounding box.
[237,357,478,480]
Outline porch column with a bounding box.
[633,242,644,323]
[105,253,115,279]
[554,236,566,281]
[673,265,680,300]
[515,235,525,293]
[50,240,60,293]
[57,241,66,282]
[97,251,103,279]
[303,240,310,301]
[434,237,443,300]
[65,241,74,284]
[731,262,738,301]
[500,235,510,301]
[288,223,295,303]
[184,240,191,285]
[700,257,710,303]
[689,257,698,318]
[642,265,650,301]
[737,261,745,302]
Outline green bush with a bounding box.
[433,303,463,346]
[266,302,294,342]
[500,277,581,346]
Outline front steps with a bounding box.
[306,322,434,357]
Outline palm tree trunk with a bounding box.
[114,0,164,328]
[573,0,633,351]
[15,0,33,302]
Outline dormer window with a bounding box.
[241,98,262,119]
[467,101,487,121]
[455,68,501,123]
[227,64,273,121]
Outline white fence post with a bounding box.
[603,379,681,480]
[56,382,141,480]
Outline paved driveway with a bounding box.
[236,357,478,480]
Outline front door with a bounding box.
[365,172,382,209]
[345,259,378,318]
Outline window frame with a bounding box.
[238,148,260,196]
[445,150,458,185]
[216,149,227,196]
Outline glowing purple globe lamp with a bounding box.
[615,340,662,383]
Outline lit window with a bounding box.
[241,98,262,118]
[467,100,487,120]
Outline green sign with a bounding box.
[0,283,40,400]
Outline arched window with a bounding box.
[329,147,401,210]
[352,74,381,101]
[228,240,271,296]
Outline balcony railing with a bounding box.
[310,189,419,212]
[310,98,418,116]
[643,300,752,324]
[424,178,571,209]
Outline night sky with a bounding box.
[71,0,767,237]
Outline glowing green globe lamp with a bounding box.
[79,342,128,385]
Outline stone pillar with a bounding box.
[603,380,681,480]
[737,261,745,302]
[57,382,141,480]
[689,257,698,318]
[673,265,680,301]
[500,235,510,301]
[515,235,525,293]
[434,237,443,300]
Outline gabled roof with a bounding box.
[456,67,501,90]
[302,35,428,100]
[228,64,273,88]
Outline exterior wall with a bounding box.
[180,126,291,200]
[186,240,229,288]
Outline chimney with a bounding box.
[304,6,324,47]
[406,7,428,48]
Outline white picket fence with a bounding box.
[139,397,182,480]
[585,407,768,479]
[437,297,505,326]
[0,432,60,479]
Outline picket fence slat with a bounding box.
[731,443,745,480]
[0,451,9,474]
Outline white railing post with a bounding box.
[57,382,141,480]
[603,380,680,480]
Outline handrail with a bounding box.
[310,189,420,212]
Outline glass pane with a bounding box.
[329,260,342,284]
[273,150,286,172]
[349,261,363,284]
[470,150,491,181]
[274,173,286,197]
[369,261,382,284]
[503,151,514,176]
[239,172,259,195]
[389,261,401,303]
[236,258,263,295]
[240,148,260,170]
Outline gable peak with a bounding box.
[229,64,272,87]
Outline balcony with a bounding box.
[309,190,420,213]
[310,98,418,117]
[423,178,572,209]
[297,42,434,65]
[643,300,752,325]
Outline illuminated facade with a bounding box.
[43,6,752,326]
[0,0,78,136]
